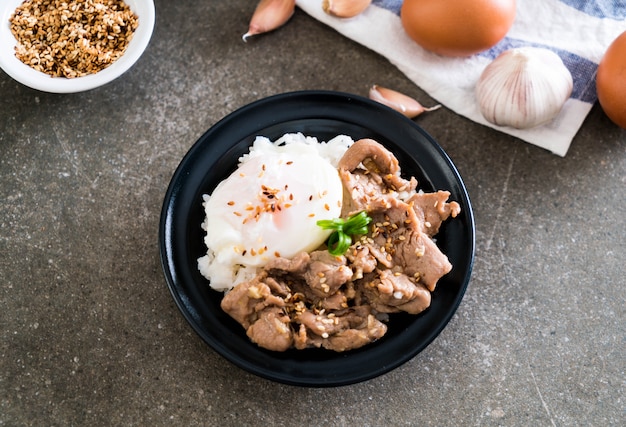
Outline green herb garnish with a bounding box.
[316,211,373,256]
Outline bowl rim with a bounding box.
[0,0,155,93]
[159,90,476,387]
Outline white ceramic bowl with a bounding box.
[0,0,155,93]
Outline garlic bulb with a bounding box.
[475,47,573,129]
[243,0,296,42]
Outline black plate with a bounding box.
[159,90,475,387]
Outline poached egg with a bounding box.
[198,134,350,290]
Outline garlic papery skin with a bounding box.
[369,85,441,118]
[243,0,296,42]
[323,0,372,18]
[475,47,573,129]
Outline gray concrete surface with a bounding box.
[1,1,624,426]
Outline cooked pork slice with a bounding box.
[358,269,431,315]
[318,291,349,310]
[407,190,461,236]
[338,139,417,215]
[220,273,265,328]
[339,168,394,213]
[369,197,452,291]
[345,244,378,279]
[268,250,352,297]
[220,271,285,328]
[338,138,400,175]
[296,306,387,351]
[297,310,342,337]
[387,229,451,292]
[246,307,293,352]
[288,279,350,311]
[264,276,291,298]
[324,313,387,352]
[302,251,352,297]
[265,251,310,274]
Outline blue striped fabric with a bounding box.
[372,0,402,15]
[297,0,625,154]
[558,0,626,19]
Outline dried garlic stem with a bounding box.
[243,0,296,42]
[369,85,441,118]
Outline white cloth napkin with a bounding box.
[296,0,625,156]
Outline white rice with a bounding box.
[238,133,353,169]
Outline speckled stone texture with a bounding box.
[1,1,624,426]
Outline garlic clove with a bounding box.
[369,85,441,118]
[322,0,372,18]
[475,47,574,129]
[243,0,296,42]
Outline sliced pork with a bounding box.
[220,138,461,352]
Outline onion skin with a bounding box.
[243,0,296,42]
[596,31,626,129]
[368,85,441,118]
[400,0,517,57]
